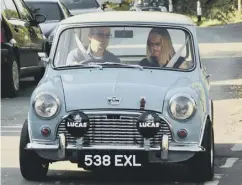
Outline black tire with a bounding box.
[19,120,49,181]
[188,120,214,182]
[1,55,20,98]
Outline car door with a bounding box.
[198,45,210,88]
[197,45,212,117]
[2,0,32,68]
[14,0,46,67]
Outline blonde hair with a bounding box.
[146,28,175,66]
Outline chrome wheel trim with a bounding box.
[12,61,19,91]
[210,134,214,168]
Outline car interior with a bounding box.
[53,26,194,69]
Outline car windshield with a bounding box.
[60,0,100,10]
[53,26,195,71]
[25,2,64,21]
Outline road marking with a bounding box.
[231,141,242,151]
[1,125,23,128]
[204,180,220,185]
[210,79,242,86]
[1,130,21,133]
[204,174,223,185]
[214,174,223,179]
[201,54,242,59]
[1,123,23,126]
[220,158,239,168]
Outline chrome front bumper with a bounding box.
[26,134,205,160]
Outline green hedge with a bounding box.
[172,0,241,23]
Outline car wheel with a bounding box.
[1,56,20,98]
[188,120,214,181]
[19,120,49,181]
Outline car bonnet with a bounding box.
[60,68,195,112]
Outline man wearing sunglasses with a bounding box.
[67,27,120,65]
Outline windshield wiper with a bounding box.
[80,59,143,70]
[99,62,143,70]
[55,63,103,70]
[56,61,144,71]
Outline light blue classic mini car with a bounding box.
[19,11,214,181]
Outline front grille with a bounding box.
[56,112,173,147]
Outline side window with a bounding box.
[2,0,20,19]
[14,0,33,21]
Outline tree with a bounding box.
[238,0,241,12]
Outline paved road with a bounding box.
[1,23,242,185]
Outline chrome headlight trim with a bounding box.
[168,93,197,121]
[32,92,61,120]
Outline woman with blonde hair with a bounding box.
[139,28,187,69]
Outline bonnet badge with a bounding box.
[107,96,121,105]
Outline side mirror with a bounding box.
[30,7,40,14]
[205,74,211,79]
[38,52,49,67]
[35,14,46,24]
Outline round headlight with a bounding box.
[169,94,196,120]
[33,92,60,119]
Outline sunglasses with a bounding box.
[148,41,162,47]
[148,36,164,47]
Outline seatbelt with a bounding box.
[166,37,189,68]
[74,33,90,60]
